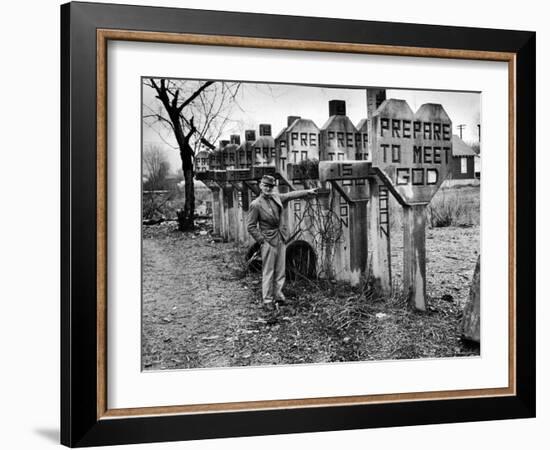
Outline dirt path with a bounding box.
[142,227,261,369]
[142,223,353,369]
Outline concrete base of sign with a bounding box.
[232,188,246,245]
[210,186,222,236]
[219,185,233,242]
[403,204,427,311]
[225,186,239,242]
[320,187,369,286]
[316,162,374,285]
[240,187,254,247]
[348,200,368,286]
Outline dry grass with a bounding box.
[390,185,480,231]
[280,278,478,362]
[427,186,480,228]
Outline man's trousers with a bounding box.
[261,236,286,303]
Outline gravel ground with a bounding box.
[142,220,480,371]
[391,225,480,307]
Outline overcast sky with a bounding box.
[143,81,480,173]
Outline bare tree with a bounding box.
[143,79,241,231]
[142,145,174,221]
[143,145,170,191]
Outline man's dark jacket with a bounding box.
[246,191,310,245]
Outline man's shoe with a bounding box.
[275,299,287,307]
[262,301,278,324]
[262,301,276,312]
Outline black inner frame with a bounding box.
[61,2,535,447]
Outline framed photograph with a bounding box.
[61,1,535,447]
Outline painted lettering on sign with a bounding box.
[379,185,389,237]
[286,119,321,163]
[372,99,453,204]
[290,132,319,147]
[293,200,301,222]
[379,118,451,140]
[318,161,370,182]
[339,203,349,228]
[378,121,451,186]
[320,115,358,161]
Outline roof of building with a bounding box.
[452,134,478,157]
[252,136,275,147]
[222,143,239,152]
[355,118,369,133]
[287,118,319,133]
[275,127,287,141]
[320,115,358,132]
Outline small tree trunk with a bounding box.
[177,168,195,231]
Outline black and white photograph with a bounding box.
[141,79,481,371]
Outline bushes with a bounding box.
[427,193,466,227]
[427,188,479,228]
[142,190,177,220]
[142,183,213,221]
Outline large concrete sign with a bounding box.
[372,99,452,205]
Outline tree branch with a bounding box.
[176,80,215,113]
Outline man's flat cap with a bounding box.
[260,175,276,186]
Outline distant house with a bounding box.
[449,135,478,180]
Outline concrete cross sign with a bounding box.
[372,99,452,205]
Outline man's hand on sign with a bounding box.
[307,188,318,196]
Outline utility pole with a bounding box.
[457,124,466,139]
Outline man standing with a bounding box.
[246,175,317,311]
